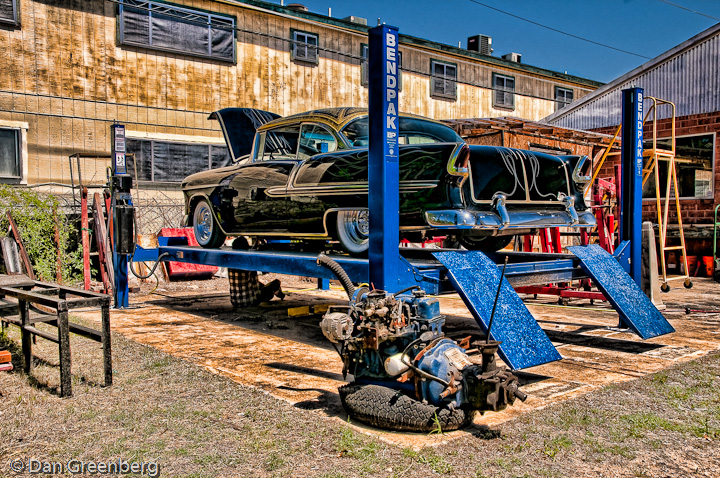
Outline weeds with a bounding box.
[542,435,572,459]
[402,448,454,474]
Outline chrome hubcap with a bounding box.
[342,210,369,245]
[195,204,213,243]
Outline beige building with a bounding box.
[0,0,601,189]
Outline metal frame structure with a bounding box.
[123,66,671,369]
[0,276,112,398]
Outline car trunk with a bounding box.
[466,145,571,205]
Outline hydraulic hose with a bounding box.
[316,254,356,299]
[129,252,170,280]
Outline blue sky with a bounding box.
[281,0,720,83]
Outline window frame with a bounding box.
[0,127,20,181]
[362,43,402,90]
[126,137,231,184]
[641,132,716,201]
[118,0,237,63]
[430,59,457,100]
[555,86,574,111]
[298,123,338,159]
[0,0,18,26]
[493,73,515,110]
[291,29,319,64]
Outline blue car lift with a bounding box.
[123,35,673,371]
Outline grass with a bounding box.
[542,435,573,459]
[0,318,719,477]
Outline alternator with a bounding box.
[320,311,354,343]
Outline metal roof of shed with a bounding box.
[543,22,720,130]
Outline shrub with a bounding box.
[0,184,83,284]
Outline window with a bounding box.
[361,44,369,86]
[292,30,318,64]
[431,60,457,100]
[362,44,402,89]
[298,124,337,159]
[0,128,20,180]
[555,87,574,111]
[0,0,18,26]
[642,133,715,199]
[341,116,462,147]
[119,0,235,62]
[256,125,301,161]
[126,139,231,182]
[493,73,515,109]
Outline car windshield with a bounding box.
[341,116,462,147]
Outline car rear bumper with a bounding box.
[425,208,596,230]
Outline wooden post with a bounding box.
[53,204,62,284]
[57,304,72,397]
[101,299,112,387]
[19,299,32,373]
[81,187,90,290]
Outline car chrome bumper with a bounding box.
[425,209,596,230]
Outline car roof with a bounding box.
[256,107,449,132]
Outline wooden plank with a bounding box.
[23,325,59,344]
[92,192,113,293]
[0,287,64,308]
[6,212,36,280]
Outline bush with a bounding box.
[0,185,83,284]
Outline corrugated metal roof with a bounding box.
[543,22,720,130]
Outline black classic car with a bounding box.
[181,107,595,253]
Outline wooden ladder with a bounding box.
[641,97,691,291]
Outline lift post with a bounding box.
[618,87,644,284]
[110,124,134,308]
[368,24,400,292]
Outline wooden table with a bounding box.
[0,274,112,397]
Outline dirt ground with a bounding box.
[0,272,719,477]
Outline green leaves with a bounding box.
[0,185,82,284]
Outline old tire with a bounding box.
[193,199,226,248]
[339,383,475,433]
[335,210,369,255]
[458,232,513,252]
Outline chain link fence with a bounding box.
[132,189,186,235]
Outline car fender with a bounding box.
[185,192,231,237]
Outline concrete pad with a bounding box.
[73,277,720,448]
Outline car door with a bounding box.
[225,125,300,232]
[286,123,343,234]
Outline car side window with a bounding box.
[257,125,301,161]
[298,124,338,159]
[341,116,462,147]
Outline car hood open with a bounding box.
[209,108,281,161]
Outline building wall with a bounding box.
[0,0,599,188]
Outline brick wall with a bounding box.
[593,111,720,256]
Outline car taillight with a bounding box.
[448,143,470,173]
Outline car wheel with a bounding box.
[193,199,226,248]
[458,232,513,252]
[335,210,369,255]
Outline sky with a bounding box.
[275,0,720,83]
